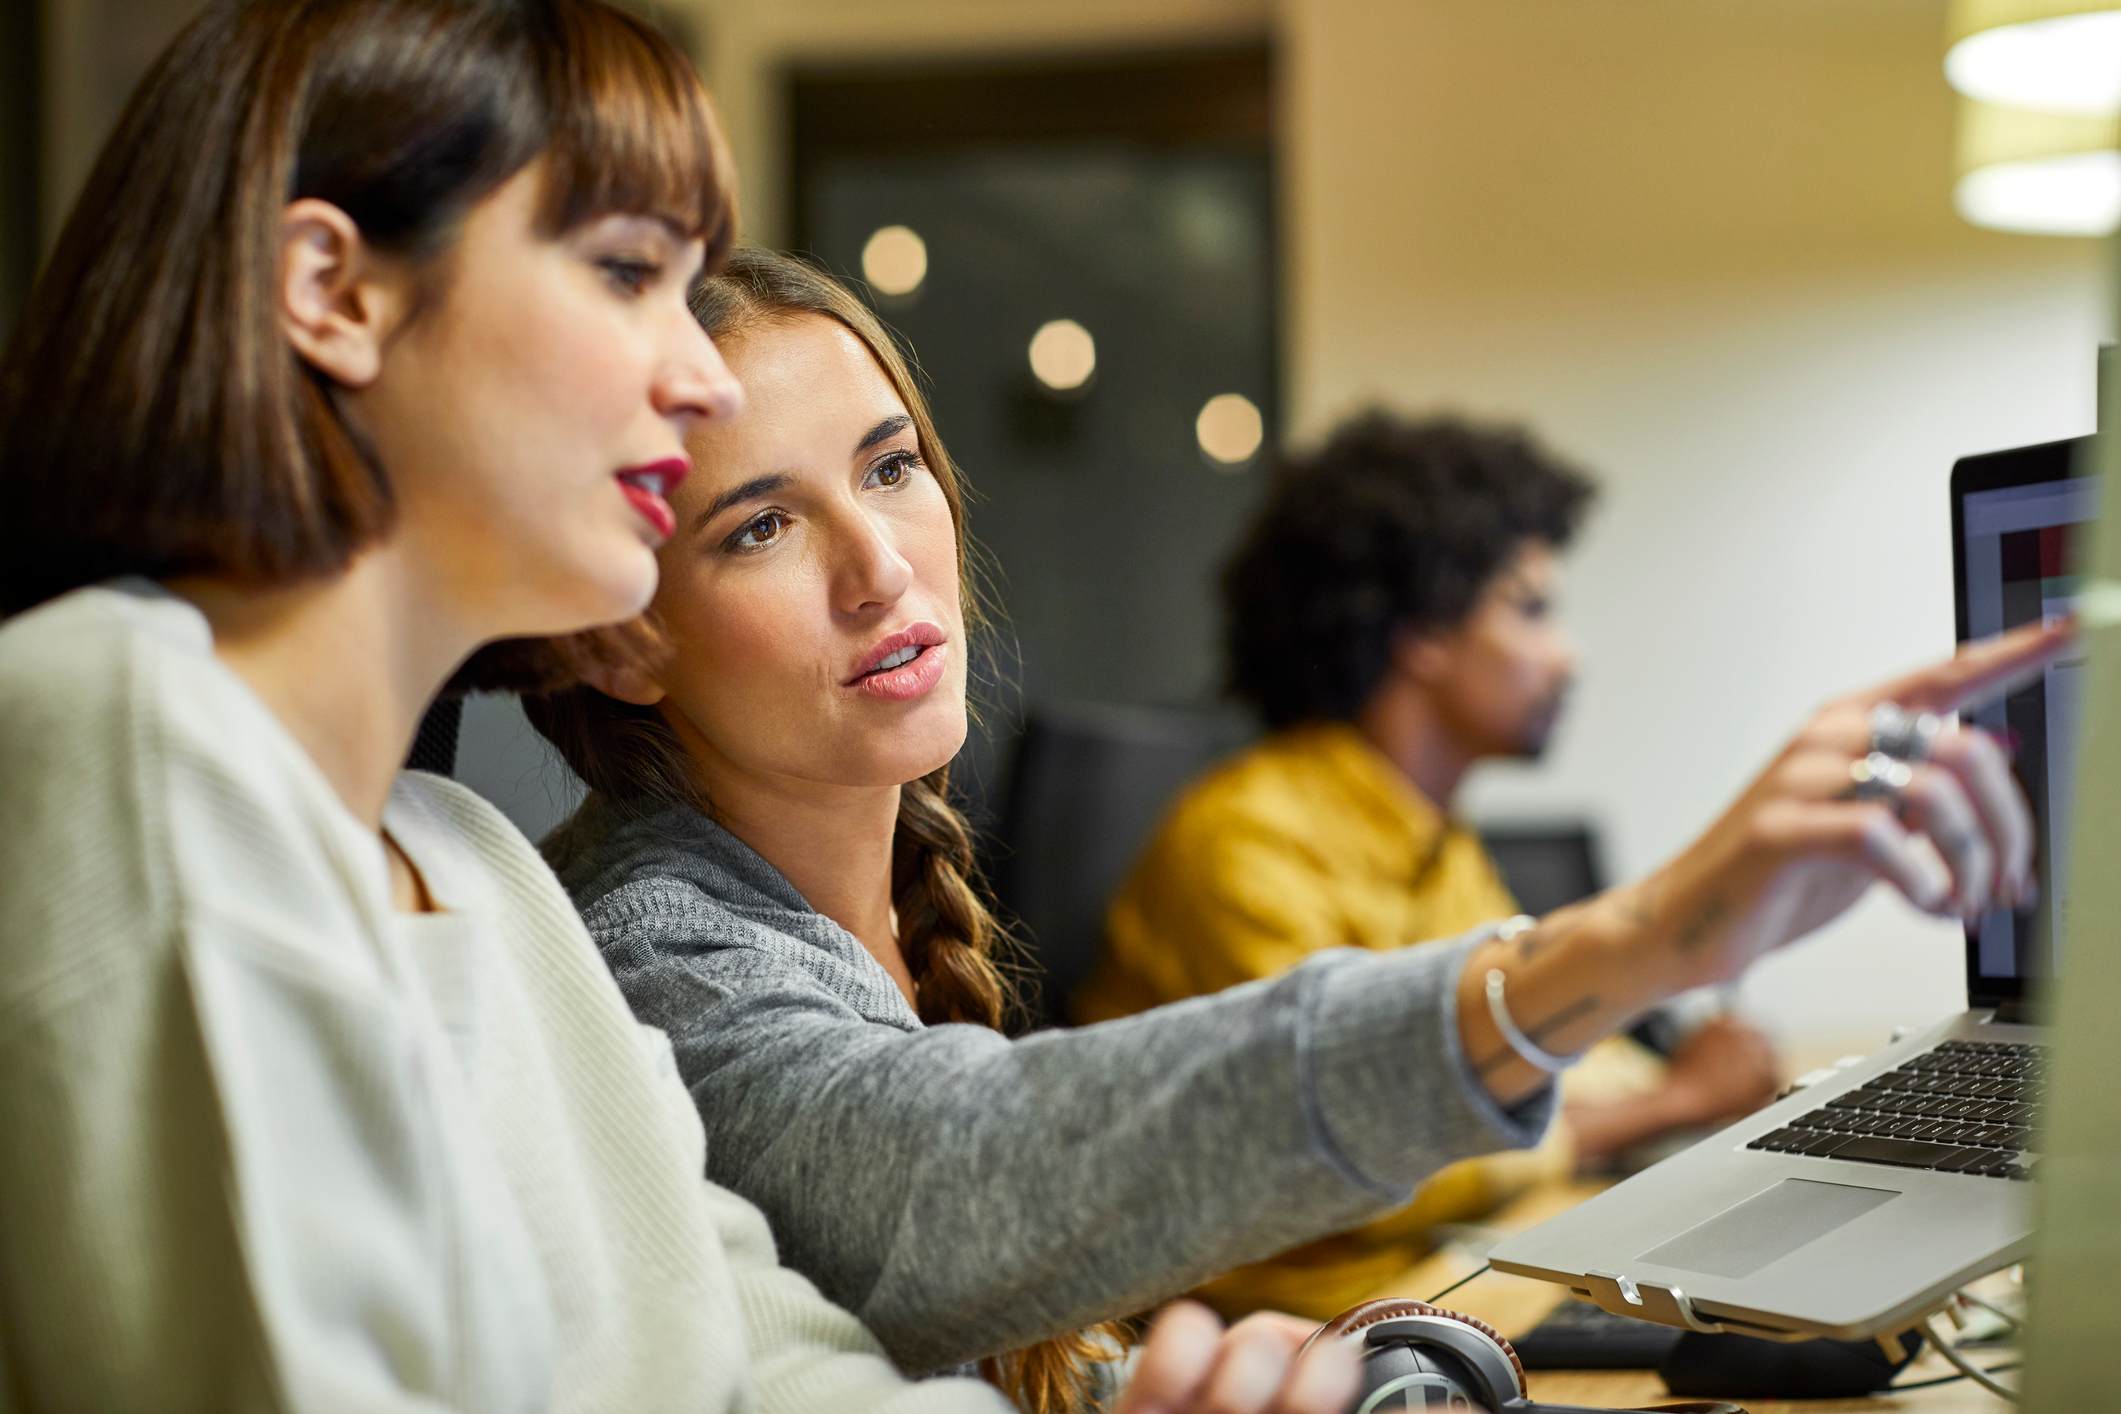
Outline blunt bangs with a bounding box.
[0,0,734,622]
[534,4,736,267]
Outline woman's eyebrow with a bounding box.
[693,473,792,532]
[641,215,710,286]
[852,415,912,457]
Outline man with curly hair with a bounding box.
[1075,410,1781,1322]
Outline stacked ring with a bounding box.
[1869,702,1942,763]
[1845,750,1915,802]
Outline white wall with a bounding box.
[1282,0,2109,1057]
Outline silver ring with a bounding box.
[1845,750,1915,802]
[1869,702,1942,763]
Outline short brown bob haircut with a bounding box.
[0,0,735,689]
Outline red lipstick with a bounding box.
[615,456,690,540]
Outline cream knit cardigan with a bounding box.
[0,581,1006,1414]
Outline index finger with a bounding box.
[1865,617,2074,715]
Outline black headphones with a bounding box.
[1306,1299,1748,1414]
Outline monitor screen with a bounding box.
[1958,450,2097,996]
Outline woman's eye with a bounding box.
[600,256,661,295]
[864,452,923,490]
[727,511,787,552]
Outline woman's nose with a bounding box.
[659,323,745,431]
[837,514,914,614]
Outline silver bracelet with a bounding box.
[1484,917,1581,1075]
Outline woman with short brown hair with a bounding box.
[0,4,1021,1410]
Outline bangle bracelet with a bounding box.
[1484,921,1582,1075]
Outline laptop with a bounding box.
[1486,435,2096,1341]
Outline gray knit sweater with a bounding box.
[543,793,1554,1377]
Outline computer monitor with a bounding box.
[1952,436,2098,1012]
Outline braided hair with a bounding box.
[524,247,1121,1413]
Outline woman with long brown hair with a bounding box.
[0,6,1361,1411]
[530,247,2064,1413]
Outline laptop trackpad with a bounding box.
[1637,1178,1900,1279]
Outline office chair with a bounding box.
[1476,822,1604,918]
[990,702,1251,1029]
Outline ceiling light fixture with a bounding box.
[1947,1,2121,114]
[1955,100,2121,235]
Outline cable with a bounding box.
[1924,1314,2020,1403]
[1892,1361,2022,1392]
[1955,1288,2022,1330]
[1424,1263,1491,1306]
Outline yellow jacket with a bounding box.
[1075,723,1652,1321]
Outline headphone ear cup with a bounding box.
[1351,1336,1490,1412]
[1306,1299,1529,1395]
[1310,1300,1750,1414]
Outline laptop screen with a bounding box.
[1954,436,2098,1005]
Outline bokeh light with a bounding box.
[1195,392,1264,466]
[861,225,928,297]
[1028,319,1097,391]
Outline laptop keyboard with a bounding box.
[1746,1038,2042,1181]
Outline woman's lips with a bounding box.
[617,479,676,538]
[615,457,689,541]
[847,621,946,681]
[849,641,949,702]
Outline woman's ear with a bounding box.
[278,197,405,389]
[584,660,668,709]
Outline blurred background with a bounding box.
[3,0,2108,1060]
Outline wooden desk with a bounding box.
[1384,1184,2014,1412]
[1526,1368,2005,1412]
